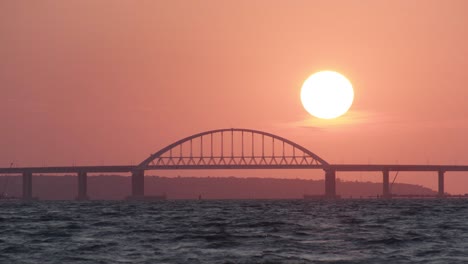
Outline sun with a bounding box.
[300,71,354,119]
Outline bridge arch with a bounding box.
[137,128,329,169]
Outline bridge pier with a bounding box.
[324,169,336,199]
[76,171,89,201]
[438,171,445,197]
[22,172,33,200]
[382,170,391,199]
[131,170,145,198]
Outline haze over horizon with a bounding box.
[2,1,468,194]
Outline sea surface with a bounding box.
[1,199,468,264]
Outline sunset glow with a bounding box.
[2,1,468,195]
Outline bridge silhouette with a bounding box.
[1,128,467,200]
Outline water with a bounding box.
[1,199,468,264]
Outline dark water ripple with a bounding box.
[1,199,468,263]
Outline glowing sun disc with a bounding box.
[300,71,354,119]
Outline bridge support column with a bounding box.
[382,170,391,199]
[22,172,33,201]
[131,170,145,198]
[324,169,336,199]
[76,171,89,201]
[438,171,445,198]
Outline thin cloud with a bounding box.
[284,110,378,129]
[286,110,468,132]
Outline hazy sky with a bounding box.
[2,1,468,193]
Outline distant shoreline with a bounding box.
[0,175,439,200]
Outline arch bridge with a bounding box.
[130,128,334,198]
[1,128,465,200]
[139,128,328,169]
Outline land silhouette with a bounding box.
[0,175,436,200]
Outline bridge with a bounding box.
[1,128,467,200]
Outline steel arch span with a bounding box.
[137,128,329,170]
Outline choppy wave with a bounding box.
[1,199,468,263]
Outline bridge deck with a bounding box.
[1,164,468,174]
[330,164,468,172]
[0,166,136,174]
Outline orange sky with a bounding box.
[2,1,468,194]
